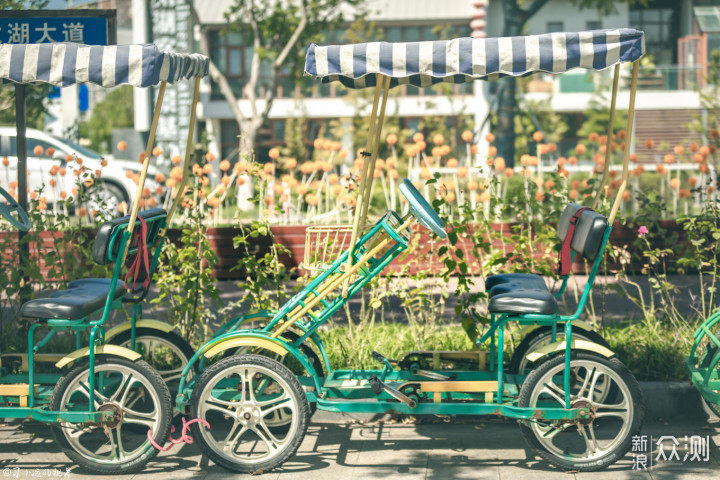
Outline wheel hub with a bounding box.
[98,403,123,429]
[238,404,262,426]
[571,399,596,425]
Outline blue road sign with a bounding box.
[0,16,109,45]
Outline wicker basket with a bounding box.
[302,224,371,273]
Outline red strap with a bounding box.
[558,207,592,276]
[125,216,151,292]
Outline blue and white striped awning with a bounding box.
[0,43,209,88]
[305,29,644,89]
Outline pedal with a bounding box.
[368,374,417,408]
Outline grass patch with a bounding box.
[315,320,696,381]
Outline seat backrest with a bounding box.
[557,203,609,262]
[93,208,167,266]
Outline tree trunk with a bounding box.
[496,8,525,168]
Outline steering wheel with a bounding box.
[398,179,447,239]
[0,186,31,232]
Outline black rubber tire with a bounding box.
[518,351,644,472]
[49,356,173,474]
[108,327,197,394]
[190,354,310,474]
[510,326,611,374]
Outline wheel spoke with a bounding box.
[252,422,282,453]
[575,366,595,399]
[223,424,248,453]
[539,383,566,406]
[123,409,158,429]
[260,397,294,419]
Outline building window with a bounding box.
[586,21,602,31]
[630,6,678,64]
[547,21,564,33]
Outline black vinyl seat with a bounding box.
[486,204,608,317]
[19,208,166,321]
[19,280,127,320]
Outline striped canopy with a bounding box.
[0,43,209,88]
[305,28,644,89]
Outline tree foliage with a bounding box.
[78,86,134,153]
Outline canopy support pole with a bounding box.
[343,77,384,297]
[122,80,167,263]
[608,60,639,225]
[592,64,620,210]
[15,83,31,304]
[360,75,391,223]
[165,76,202,226]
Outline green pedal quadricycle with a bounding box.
[0,42,210,473]
[165,29,647,473]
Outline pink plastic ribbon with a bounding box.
[147,417,211,452]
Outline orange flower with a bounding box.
[688,177,698,187]
[467,180,479,191]
[617,130,626,140]
[485,132,495,143]
[171,155,182,165]
[535,191,546,201]
[268,148,279,160]
[504,167,514,178]
[138,152,146,163]
[669,178,680,189]
[569,189,579,200]
[202,164,213,175]
[59,167,67,176]
[49,178,57,187]
[263,163,275,174]
[125,170,134,179]
[655,164,668,175]
[664,154,675,164]
[166,178,176,189]
[494,157,505,171]
[700,146,711,157]
[487,146,497,157]
[532,131,544,142]
[699,162,710,174]
[155,186,164,195]
[388,168,399,180]
[59,191,67,200]
[690,142,700,153]
[1,157,8,167]
[588,132,599,143]
[633,165,645,177]
[433,134,445,146]
[413,132,425,143]
[622,190,631,201]
[544,179,555,190]
[447,158,458,168]
[679,188,691,199]
[33,145,44,156]
[420,168,432,180]
[84,178,94,188]
[154,173,165,183]
[470,144,478,155]
[152,146,163,157]
[386,133,398,145]
[557,157,567,167]
[462,130,473,142]
[236,177,245,186]
[117,141,128,152]
[568,156,578,165]
[78,207,87,217]
[644,139,655,149]
[479,192,491,202]
[30,191,39,200]
[630,153,638,163]
[674,145,685,155]
[575,144,586,155]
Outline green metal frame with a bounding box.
[687,310,720,406]
[171,212,611,423]
[0,212,167,424]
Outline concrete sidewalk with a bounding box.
[1,414,719,479]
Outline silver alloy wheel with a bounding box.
[196,363,301,465]
[517,331,613,402]
[527,359,633,462]
[57,364,163,465]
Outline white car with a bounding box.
[0,127,160,213]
